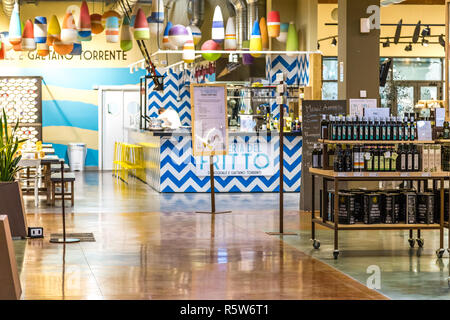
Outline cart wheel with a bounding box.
[416,239,424,248]
[333,250,339,259]
[436,249,445,259]
[408,239,415,248]
[312,240,320,249]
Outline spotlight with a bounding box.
[404,43,412,52]
[394,19,402,44]
[412,20,421,43]
[421,37,429,47]
[421,25,431,37]
[331,37,337,46]
[382,38,390,48]
[439,34,445,47]
[317,42,320,50]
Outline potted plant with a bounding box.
[0,109,28,238]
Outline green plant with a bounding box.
[0,109,27,181]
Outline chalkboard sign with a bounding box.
[300,100,347,211]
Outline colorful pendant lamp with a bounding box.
[201,40,221,62]
[0,42,5,60]
[162,22,176,49]
[34,16,47,44]
[211,5,224,44]
[53,41,73,55]
[187,25,201,46]
[224,17,236,50]
[47,15,61,46]
[260,17,269,50]
[90,13,104,34]
[286,21,298,56]
[182,30,195,63]
[70,41,82,55]
[249,20,262,57]
[267,11,280,38]
[0,32,13,52]
[148,0,164,36]
[103,11,121,43]
[61,12,78,43]
[277,23,288,43]
[168,24,189,48]
[133,8,149,40]
[36,42,49,56]
[21,19,35,51]
[9,2,22,45]
[120,16,133,52]
[242,40,254,65]
[78,1,91,40]
[12,42,22,52]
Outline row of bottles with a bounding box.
[265,110,301,133]
[314,144,425,172]
[321,115,417,141]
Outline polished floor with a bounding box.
[14,171,386,300]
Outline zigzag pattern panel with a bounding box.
[178,69,192,126]
[266,55,299,85]
[148,68,181,118]
[159,134,302,193]
[298,54,310,86]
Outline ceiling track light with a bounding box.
[421,25,431,37]
[422,37,429,47]
[439,34,445,47]
[404,43,412,52]
[383,39,390,48]
[331,37,337,46]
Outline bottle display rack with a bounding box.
[309,167,447,259]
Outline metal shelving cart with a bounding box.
[310,137,448,259]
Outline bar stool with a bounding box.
[50,172,76,206]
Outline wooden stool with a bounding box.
[50,163,70,173]
[50,172,75,206]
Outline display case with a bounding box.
[0,76,42,143]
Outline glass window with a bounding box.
[322,82,338,100]
[393,58,442,81]
[323,58,338,81]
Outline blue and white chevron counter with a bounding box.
[128,129,302,193]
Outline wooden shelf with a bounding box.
[309,168,450,179]
[318,139,435,145]
[313,219,440,231]
[436,139,450,143]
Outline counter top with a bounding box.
[137,128,302,137]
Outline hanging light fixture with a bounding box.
[421,25,431,37]
[331,37,337,46]
[439,34,445,47]
[412,20,421,43]
[394,19,402,44]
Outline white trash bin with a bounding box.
[68,143,87,171]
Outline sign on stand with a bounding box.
[190,83,230,215]
[191,83,228,157]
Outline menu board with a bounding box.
[301,100,347,211]
[190,84,228,156]
[0,76,42,142]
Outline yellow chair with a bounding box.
[112,142,144,183]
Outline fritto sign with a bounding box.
[195,141,276,177]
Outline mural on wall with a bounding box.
[0,2,147,167]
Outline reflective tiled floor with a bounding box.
[15,171,386,300]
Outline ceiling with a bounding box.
[318,0,445,4]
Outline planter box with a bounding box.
[0,182,27,238]
[0,215,21,299]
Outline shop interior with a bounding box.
[2,0,450,301]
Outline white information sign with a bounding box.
[364,107,390,119]
[191,84,228,156]
[349,99,377,117]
